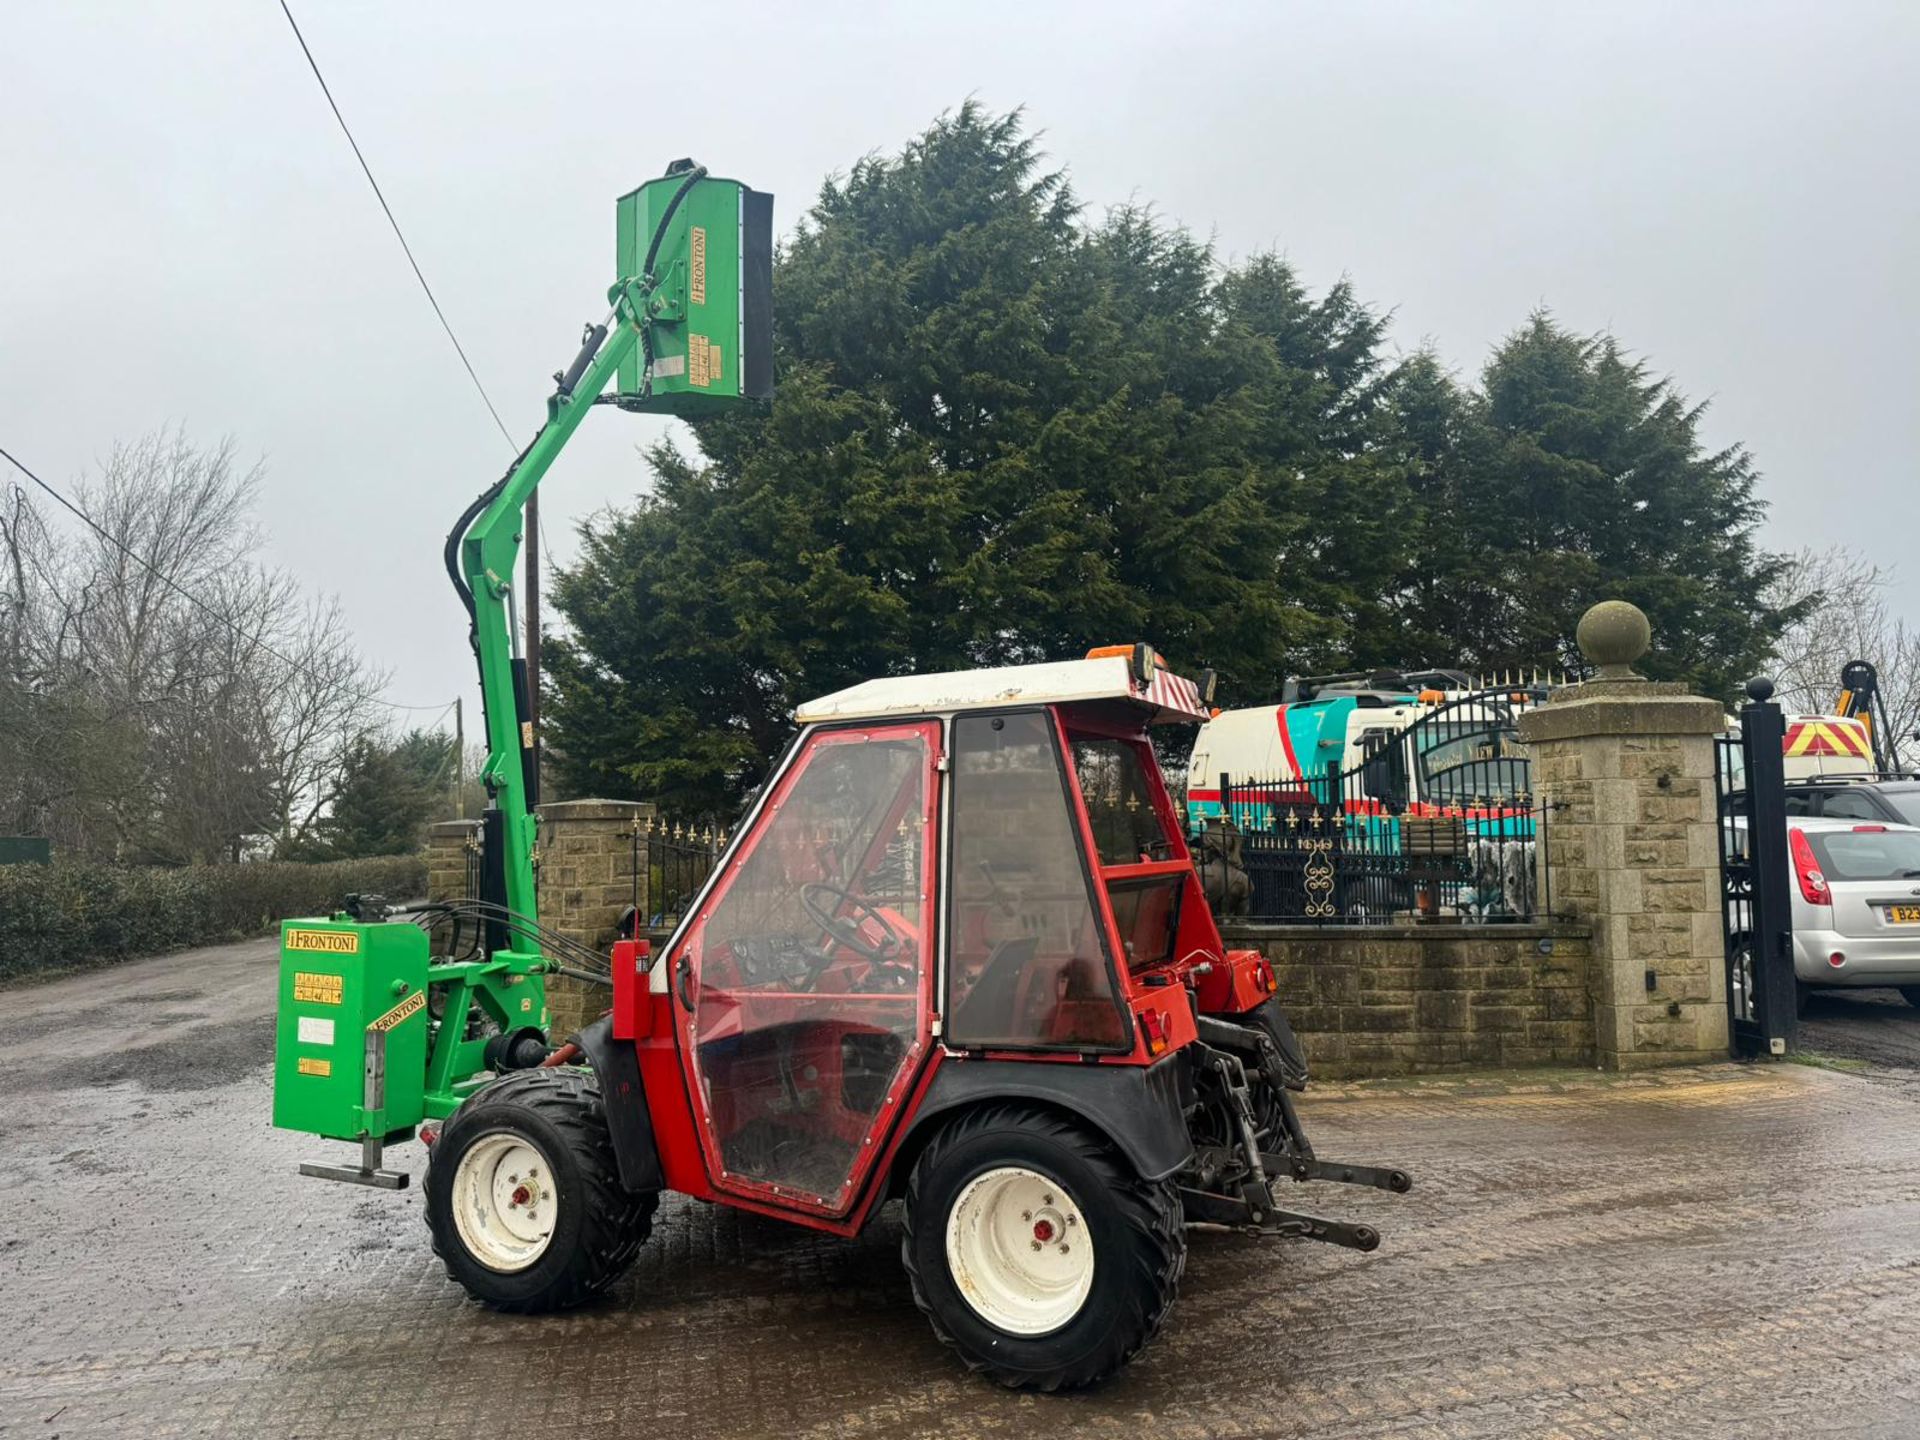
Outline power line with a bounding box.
[0,447,450,717]
[276,0,515,452]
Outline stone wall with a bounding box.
[538,799,651,1036]
[425,800,652,1038]
[1224,922,1595,1077]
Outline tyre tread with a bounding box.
[900,1103,1184,1391]
[426,1067,657,1313]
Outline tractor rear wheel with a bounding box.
[901,1105,1185,1390]
[425,1067,656,1313]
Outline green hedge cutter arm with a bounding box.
[442,161,771,963]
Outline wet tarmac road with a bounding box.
[1799,986,1920,1076]
[4,941,1920,1438]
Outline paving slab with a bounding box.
[3,941,1918,1438]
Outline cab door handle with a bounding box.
[674,951,696,1011]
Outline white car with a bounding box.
[1789,817,1920,1006]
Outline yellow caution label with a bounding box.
[288,929,359,956]
[689,334,712,388]
[689,226,707,305]
[368,989,427,1034]
[292,971,344,1005]
[297,1057,332,1077]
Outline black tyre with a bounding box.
[425,1067,657,1313]
[1899,986,1920,1009]
[900,1105,1185,1391]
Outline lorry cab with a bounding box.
[624,644,1275,1224]
[1188,679,1537,828]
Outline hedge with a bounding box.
[0,854,427,981]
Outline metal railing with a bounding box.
[635,817,728,929]
[1188,688,1553,924]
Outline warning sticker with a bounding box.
[689,334,712,388]
[293,972,344,1005]
[297,1057,331,1077]
[690,226,707,305]
[296,1015,335,1046]
[288,929,359,956]
[368,989,426,1034]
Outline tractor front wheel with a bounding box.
[901,1105,1185,1390]
[425,1068,656,1313]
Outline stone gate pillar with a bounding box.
[1517,602,1730,1068]
[535,798,652,1037]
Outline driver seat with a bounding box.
[950,936,1039,1043]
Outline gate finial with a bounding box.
[1575,600,1651,682]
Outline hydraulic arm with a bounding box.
[445,161,772,972]
[270,162,771,1181]
[1833,659,1898,773]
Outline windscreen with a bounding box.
[1417,722,1531,805]
[1881,789,1920,828]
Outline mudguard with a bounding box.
[906,1049,1195,1182]
[575,1014,663,1192]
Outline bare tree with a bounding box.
[1767,545,1920,771]
[0,428,390,861]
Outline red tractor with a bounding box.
[421,644,1409,1389]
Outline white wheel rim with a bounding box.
[944,1165,1094,1336]
[451,1132,556,1272]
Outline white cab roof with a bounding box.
[794,655,1210,726]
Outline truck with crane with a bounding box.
[269,161,1407,1391]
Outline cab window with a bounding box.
[1071,737,1174,864]
[945,712,1128,1050]
[1069,730,1188,975]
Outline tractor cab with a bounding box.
[281,641,1409,1392]
[656,644,1254,1216]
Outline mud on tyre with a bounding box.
[425,1067,657,1313]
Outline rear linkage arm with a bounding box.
[1179,1021,1413,1253]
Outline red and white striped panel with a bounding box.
[1142,667,1209,722]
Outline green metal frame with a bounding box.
[274,165,768,1155]
[460,286,645,933]
[442,170,765,1114]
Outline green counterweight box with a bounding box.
[614,172,773,412]
[272,918,429,1142]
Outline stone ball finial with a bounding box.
[1576,600,1651,681]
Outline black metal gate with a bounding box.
[1714,680,1796,1056]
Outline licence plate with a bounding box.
[1888,905,1920,924]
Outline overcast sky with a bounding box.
[4,1,1916,726]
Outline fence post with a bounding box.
[1739,690,1795,1054]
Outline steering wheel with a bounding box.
[800,883,904,968]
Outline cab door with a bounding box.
[668,722,938,1216]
